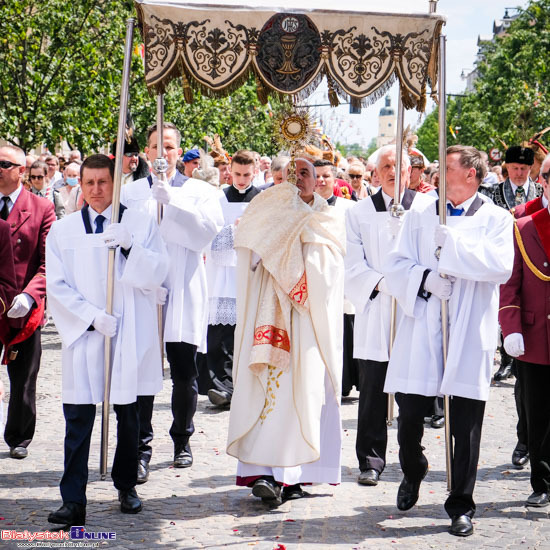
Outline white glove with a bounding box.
[93,311,117,338]
[503,333,525,358]
[7,293,34,318]
[377,277,391,296]
[386,216,403,238]
[102,223,133,250]
[155,286,168,305]
[424,271,454,300]
[434,224,451,248]
[151,177,173,205]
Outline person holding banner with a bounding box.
[121,123,224,476]
[383,146,514,537]
[344,145,434,487]
[46,154,169,527]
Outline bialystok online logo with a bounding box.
[70,527,116,540]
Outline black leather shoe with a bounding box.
[48,502,86,526]
[208,389,231,407]
[430,415,445,429]
[449,515,473,537]
[493,363,512,381]
[282,484,305,500]
[174,445,193,468]
[397,470,427,511]
[512,446,529,468]
[252,477,281,502]
[137,461,149,484]
[118,488,142,514]
[358,469,380,486]
[526,492,549,507]
[9,446,28,459]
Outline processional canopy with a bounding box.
[134,0,445,112]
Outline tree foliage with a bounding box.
[0,0,285,154]
[417,0,550,155]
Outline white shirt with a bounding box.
[381,189,405,210]
[1,184,23,214]
[88,205,112,231]
[510,180,530,197]
[447,192,478,214]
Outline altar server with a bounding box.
[383,145,514,537]
[46,154,169,527]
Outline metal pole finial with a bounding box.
[429,0,438,14]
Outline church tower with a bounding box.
[377,95,396,148]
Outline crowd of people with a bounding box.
[1,124,549,539]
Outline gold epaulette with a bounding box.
[514,221,550,282]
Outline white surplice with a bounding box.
[383,196,514,401]
[345,192,435,361]
[45,208,169,405]
[121,176,224,348]
[227,184,345,484]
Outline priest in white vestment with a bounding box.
[46,155,169,527]
[383,145,514,537]
[227,159,346,504]
[120,123,224,475]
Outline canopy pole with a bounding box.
[100,17,135,480]
[154,95,167,374]
[429,0,438,13]
[436,33,453,493]
[387,89,406,426]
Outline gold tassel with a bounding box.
[327,76,339,107]
[182,73,193,104]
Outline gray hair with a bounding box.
[271,155,291,173]
[375,145,411,170]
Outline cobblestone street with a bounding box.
[1,325,549,549]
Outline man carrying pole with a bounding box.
[46,154,169,527]
[383,145,514,536]
[344,144,433,487]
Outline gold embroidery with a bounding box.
[259,365,283,423]
[514,222,550,282]
[253,325,290,352]
[289,271,308,305]
[498,305,520,311]
[0,296,5,315]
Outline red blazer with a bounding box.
[513,196,544,219]
[0,188,55,333]
[499,208,550,365]
[0,219,17,316]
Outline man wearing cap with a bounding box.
[481,145,543,468]
[182,149,201,182]
[112,137,150,186]
[408,155,435,194]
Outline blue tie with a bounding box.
[95,214,105,234]
[447,203,464,217]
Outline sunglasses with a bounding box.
[124,152,139,158]
[0,160,21,169]
[542,172,550,183]
[349,174,363,179]
[30,175,45,180]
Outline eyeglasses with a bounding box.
[0,160,21,169]
[349,174,363,179]
[30,175,45,180]
[123,152,139,158]
[542,172,550,182]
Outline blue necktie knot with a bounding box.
[95,215,105,234]
[447,203,464,217]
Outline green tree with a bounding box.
[416,99,458,162]
[0,0,284,154]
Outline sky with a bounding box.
[300,0,527,149]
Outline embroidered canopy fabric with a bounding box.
[135,0,445,111]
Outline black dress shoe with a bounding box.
[208,388,231,407]
[9,446,28,459]
[526,491,549,507]
[449,515,473,537]
[282,484,305,500]
[493,363,512,381]
[430,415,445,429]
[48,502,86,526]
[252,477,282,503]
[137,461,149,484]
[397,470,426,511]
[118,488,142,514]
[358,469,380,486]
[512,446,529,468]
[174,445,193,468]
